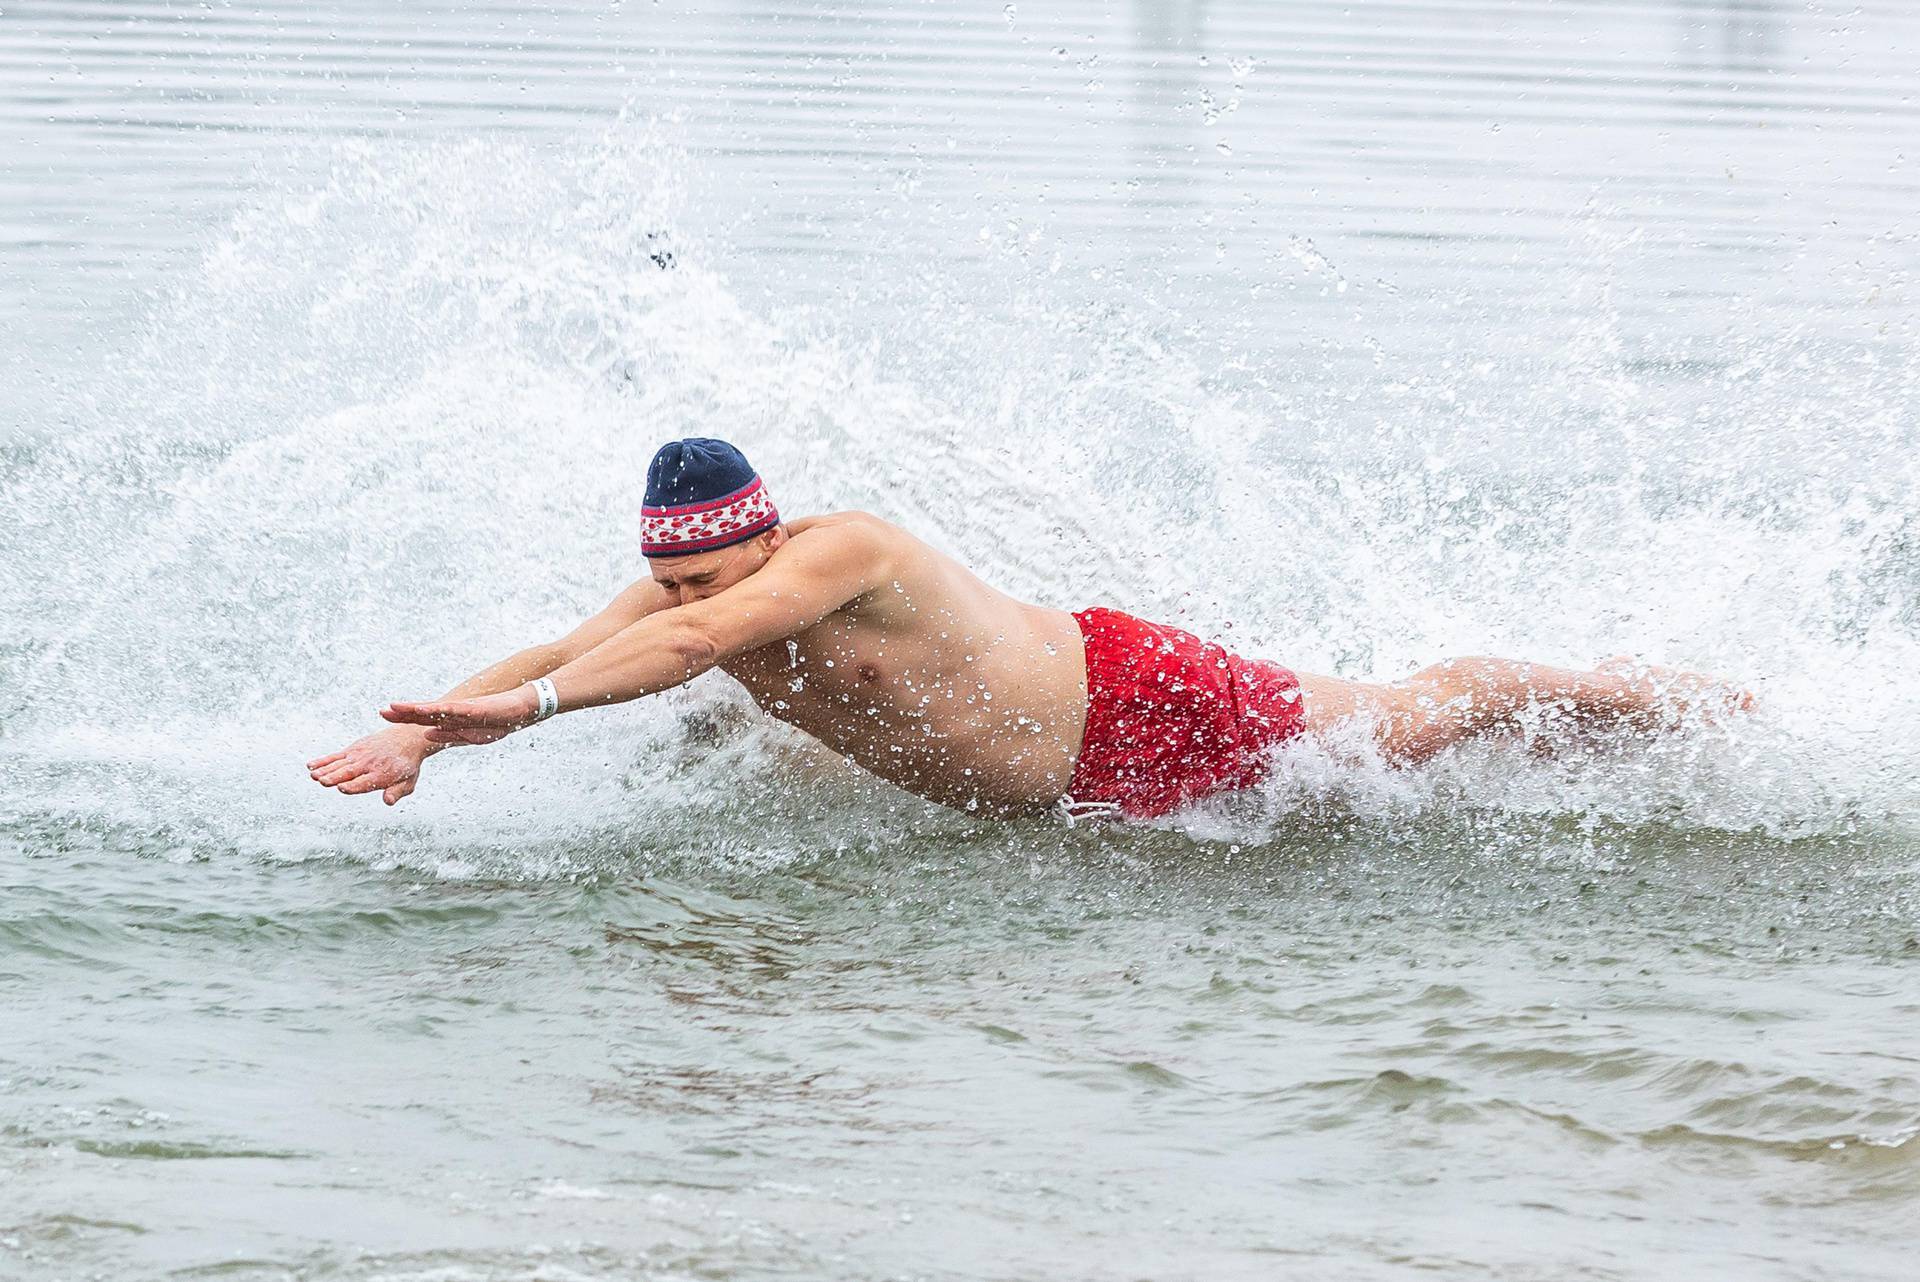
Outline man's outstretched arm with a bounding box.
[307,577,673,804]
[379,521,890,741]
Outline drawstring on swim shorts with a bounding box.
[1053,796,1123,828]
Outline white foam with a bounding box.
[3,126,1917,864]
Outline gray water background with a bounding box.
[3,2,1920,1279]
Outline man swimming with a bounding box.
[307,438,1749,818]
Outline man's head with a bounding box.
[642,438,785,603]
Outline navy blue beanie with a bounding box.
[640,438,781,558]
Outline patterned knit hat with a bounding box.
[641,438,781,558]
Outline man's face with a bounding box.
[647,530,781,605]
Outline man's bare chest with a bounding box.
[719,618,928,721]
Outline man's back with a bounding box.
[718,512,1088,813]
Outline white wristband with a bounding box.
[530,676,560,721]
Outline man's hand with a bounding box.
[379,685,540,746]
[306,727,434,806]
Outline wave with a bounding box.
[2,126,1918,866]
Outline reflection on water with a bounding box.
[1126,0,1210,200]
[1675,0,1782,71]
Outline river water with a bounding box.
[2,2,1918,1278]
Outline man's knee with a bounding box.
[1366,685,1457,764]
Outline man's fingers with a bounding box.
[383,779,415,806]
[383,699,526,730]
[336,775,384,795]
[306,751,346,770]
[423,729,466,744]
[313,760,366,786]
[382,702,469,726]
[382,701,450,721]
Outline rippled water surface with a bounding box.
[3,2,1919,1278]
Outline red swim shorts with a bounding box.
[1066,607,1307,819]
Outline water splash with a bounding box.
[2,126,1917,868]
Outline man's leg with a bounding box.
[1295,656,1750,766]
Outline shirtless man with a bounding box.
[307,439,1748,818]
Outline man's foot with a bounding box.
[1597,656,1756,721]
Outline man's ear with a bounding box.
[763,525,790,553]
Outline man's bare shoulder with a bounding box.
[786,509,902,537]
[782,510,924,558]
[775,512,945,604]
